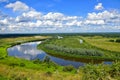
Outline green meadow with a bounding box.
[0,34,120,80]
[38,36,120,60]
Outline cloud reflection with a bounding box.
[8,41,45,60]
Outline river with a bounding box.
[7,41,112,68]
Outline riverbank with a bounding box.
[0,36,120,80]
[0,36,82,80]
[38,36,120,60]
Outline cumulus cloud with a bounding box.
[0,1,120,33]
[5,1,29,11]
[87,10,120,26]
[15,10,42,22]
[87,10,118,20]
[84,20,105,25]
[95,3,104,10]
[14,10,82,28]
[43,12,64,21]
[1,10,120,32]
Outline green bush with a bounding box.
[116,39,120,43]
[0,57,4,60]
[63,65,75,72]
[9,63,19,67]
[81,61,120,80]
[20,63,25,67]
[33,59,42,64]
[43,56,51,63]
[109,61,120,78]
[109,39,114,42]
[82,64,109,80]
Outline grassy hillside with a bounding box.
[0,36,82,80]
[0,35,120,80]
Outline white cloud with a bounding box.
[1,10,120,32]
[43,12,79,21]
[1,1,120,33]
[43,12,64,20]
[16,10,42,22]
[114,26,120,30]
[95,3,104,10]
[87,10,119,20]
[86,10,120,26]
[5,1,29,11]
[84,20,105,25]
[14,10,82,28]
[22,10,42,19]
[65,20,82,27]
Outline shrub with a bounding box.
[109,61,120,78]
[63,65,75,72]
[9,63,19,67]
[33,59,42,64]
[43,56,51,63]
[82,64,109,80]
[0,57,4,60]
[109,39,114,42]
[20,63,25,67]
[116,39,120,43]
[82,61,120,80]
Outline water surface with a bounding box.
[7,41,112,68]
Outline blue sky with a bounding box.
[0,0,120,33]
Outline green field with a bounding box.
[38,36,120,60]
[82,36,120,52]
[0,35,120,80]
[0,36,82,80]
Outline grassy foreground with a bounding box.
[0,35,120,80]
[0,36,82,80]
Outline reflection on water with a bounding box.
[7,41,112,68]
[8,41,46,60]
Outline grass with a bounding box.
[0,75,8,80]
[38,36,120,60]
[0,36,83,80]
[82,36,120,59]
[0,63,82,80]
[0,35,120,80]
[81,61,120,80]
[0,62,82,80]
[43,44,104,59]
[82,36,120,52]
[46,36,91,48]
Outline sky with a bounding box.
[0,0,120,33]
